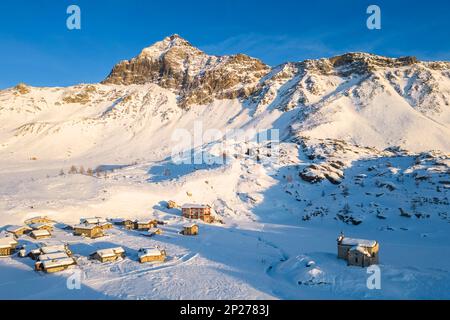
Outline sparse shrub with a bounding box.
[342,203,351,215]
[69,165,78,174]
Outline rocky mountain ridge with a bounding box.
[1,34,450,159]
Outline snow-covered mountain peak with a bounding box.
[138,34,203,60]
[2,35,450,157]
[102,35,269,107]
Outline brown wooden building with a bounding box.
[30,229,52,240]
[182,223,199,236]
[0,236,19,256]
[182,204,212,223]
[29,244,72,260]
[24,216,54,225]
[35,251,76,273]
[116,219,135,230]
[73,224,104,238]
[6,225,32,237]
[167,200,178,209]
[80,217,113,230]
[134,219,157,231]
[90,247,125,263]
[138,248,166,263]
[148,227,163,235]
[29,223,54,232]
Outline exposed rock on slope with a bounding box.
[102,34,270,108]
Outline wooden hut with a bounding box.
[182,223,199,236]
[337,233,379,267]
[90,247,125,263]
[111,218,126,225]
[182,204,213,223]
[30,229,52,240]
[149,227,163,235]
[134,219,157,231]
[138,248,166,263]
[29,223,54,232]
[99,221,113,230]
[118,219,136,230]
[80,217,113,230]
[73,224,104,238]
[34,243,76,273]
[41,244,72,256]
[29,244,72,260]
[24,216,54,225]
[6,225,32,237]
[80,217,107,225]
[167,200,178,209]
[35,253,76,273]
[0,236,19,256]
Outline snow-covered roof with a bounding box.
[38,252,70,261]
[40,245,68,254]
[182,203,209,209]
[341,237,377,248]
[0,236,18,248]
[73,224,101,230]
[350,245,371,257]
[6,225,31,233]
[135,219,154,224]
[94,247,125,258]
[138,248,163,258]
[31,229,51,237]
[41,257,75,269]
[25,216,52,223]
[29,223,52,229]
[80,217,108,224]
[183,223,198,228]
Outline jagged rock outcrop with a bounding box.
[102,34,270,108]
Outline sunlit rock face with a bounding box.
[102,34,270,108]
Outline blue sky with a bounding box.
[1,0,449,89]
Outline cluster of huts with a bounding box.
[6,216,55,240]
[72,217,113,238]
[111,217,164,235]
[0,203,213,273]
[32,244,76,273]
[1,205,381,273]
